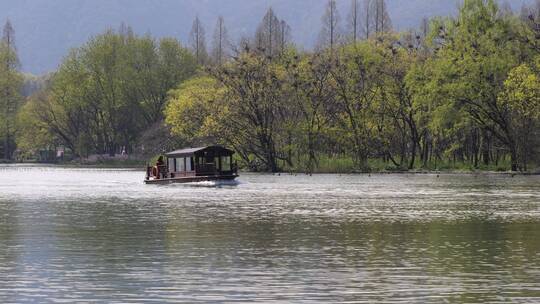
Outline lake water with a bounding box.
[0,165,539,303]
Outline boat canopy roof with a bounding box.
[165,145,234,158]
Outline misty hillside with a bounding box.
[0,0,534,74]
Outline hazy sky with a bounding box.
[0,0,533,74]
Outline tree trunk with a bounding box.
[510,146,518,172]
[399,139,407,167]
[307,131,316,174]
[3,133,9,160]
[482,130,490,166]
[422,132,429,168]
[409,140,417,170]
[261,134,278,173]
[353,135,368,170]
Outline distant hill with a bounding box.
[0,0,534,74]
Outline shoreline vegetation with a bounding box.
[4,157,539,175]
[1,0,539,174]
[5,164,540,176]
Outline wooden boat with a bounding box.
[144,145,239,184]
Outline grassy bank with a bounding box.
[11,158,148,168]
[9,155,538,174]
[278,155,539,174]
[65,159,147,168]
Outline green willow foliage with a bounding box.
[167,0,540,172]
[19,29,196,157]
[17,0,540,172]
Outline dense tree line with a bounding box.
[167,0,540,172]
[6,0,540,172]
[18,28,196,158]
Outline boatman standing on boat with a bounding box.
[155,156,165,179]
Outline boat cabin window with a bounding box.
[177,157,185,171]
[186,157,193,171]
[221,156,231,171]
[168,157,175,172]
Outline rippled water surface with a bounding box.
[0,165,539,303]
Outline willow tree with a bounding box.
[498,62,540,171]
[165,76,226,142]
[286,52,335,173]
[167,52,290,172]
[212,52,288,171]
[410,0,533,171]
[329,43,385,169]
[21,29,196,157]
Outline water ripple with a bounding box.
[0,166,539,303]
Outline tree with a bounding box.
[318,0,341,51]
[23,29,196,158]
[277,20,292,55]
[211,16,229,65]
[411,0,533,171]
[361,0,373,39]
[255,8,291,57]
[348,0,360,42]
[350,0,388,41]
[520,0,540,23]
[498,63,540,170]
[16,91,56,160]
[372,0,392,34]
[168,53,288,171]
[384,37,428,169]
[519,0,540,54]
[132,37,197,125]
[329,43,385,169]
[209,52,288,172]
[420,17,430,40]
[287,52,335,172]
[161,0,540,173]
[165,76,226,141]
[190,17,208,65]
[15,0,540,172]
[0,20,23,160]
[499,1,513,16]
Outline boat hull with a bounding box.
[144,174,238,185]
